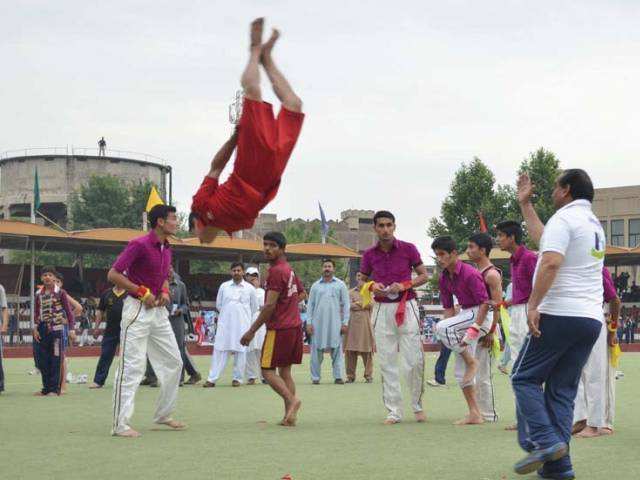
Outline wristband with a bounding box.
[401,280,413,291]
[465,324,481,341]
[136,285,151,301]
[161,287,170,296]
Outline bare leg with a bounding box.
[262,368,300,426]
[260,29,302,112]
[241,18,263,102]
[454,385,485,425]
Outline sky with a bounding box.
[2,1,639,260]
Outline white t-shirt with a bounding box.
[534,199,605,322]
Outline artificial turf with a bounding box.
[0,352,637,480]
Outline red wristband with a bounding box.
[161,287,170,295]
[135,285,150,299]
[401,280,413,290]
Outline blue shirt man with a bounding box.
[306,259,350,384]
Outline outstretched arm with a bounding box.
[517,174,545,247]
[207,129,239,179]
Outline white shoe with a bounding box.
[28,368,40,376]
[426,379,444,387]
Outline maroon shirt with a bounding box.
[509,245,537,305]
[265,257,304,330]
[439,261,489,310]
[112,231,172,297]
[359,239,423,303]
[602,268,617,304]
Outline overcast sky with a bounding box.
[2,1,639,259]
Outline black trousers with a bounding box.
[34,324,65,395]
[92,332,120,386]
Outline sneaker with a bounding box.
[202,381,216,388]
[247,378,256,385]
[185,373,202,385]
[232,380,241,387]
[334,378,345,385]
[514,442,569,475]
[312,380,320,385]
[346,379,355,384]
[537,467,576,479]
[29,368,40,376]
[427,379,444,387]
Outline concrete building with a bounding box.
[593,185,640,247]
[0,147,172,226]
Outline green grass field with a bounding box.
[1,352,638,480]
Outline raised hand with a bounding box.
[517,174,535,205]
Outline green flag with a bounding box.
[34,168,41,211]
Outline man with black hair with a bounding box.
[496,221,537,374]
[190,18,304,243]
[107,204,184,438]
[359,211,428,425]
[203,263,258,388]
[241,232,306,426]
[511,171,604,477]
[466,233,501,422]
[306,258,350,385]
[432,236,492,425]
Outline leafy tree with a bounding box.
[428,157,517,249]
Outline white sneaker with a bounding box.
[28,368,40,376]
[426,379,444,387]
[615,371,624,380]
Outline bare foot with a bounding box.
[46,392,58,397]
[250,18,264,49]
[282,398,301,426]
[383,417,400,425]
[462,358,480,386]
[453,414,484,425]
[33,391,44,396]
[414,411,427,423]
[114,429,142,438]
[572,419,587,435]
[261,28,280,62]
[598,427,613,436]
[576,426,600,438]
[504,423,518,431]
[157,419,186,430]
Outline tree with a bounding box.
[428,157,517,249]
[70,175,157,230]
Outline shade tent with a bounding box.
[0,220,361,262]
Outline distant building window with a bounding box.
[611,219,624,246]
[600,220,608,243]
[358,218,373,225]
[629,219,640,248]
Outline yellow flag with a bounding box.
[360,281,375,308]
[145,186,164,212]
[609,343,621,368]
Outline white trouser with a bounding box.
[112,297,183,435]
[208,349,246,383]
[574,322,615,429]
[509,304,529,363]
[245,349,262,380]
[372,299,424,422]
[437,307,491,388]
[475,343,498,422]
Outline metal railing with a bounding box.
[1,146,168,166]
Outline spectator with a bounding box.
[344,272,375,384]
[98,137,107,156]
[0,283,8,394]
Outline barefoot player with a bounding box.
[190,18,304,243]
[240,232,305,426]
[432,236,492,425]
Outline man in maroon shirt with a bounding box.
[359,211,429,425]
[241,232,306,426]
[432,236,492,425]
[107,204,184,438]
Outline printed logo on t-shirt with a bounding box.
[591,231,605,260]
[287,271,298,298]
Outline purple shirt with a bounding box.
[439,261,489,310]
[602,268,617,303]
[112,231,172,296]
[359,239,423,303]
[509,245,537,305]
